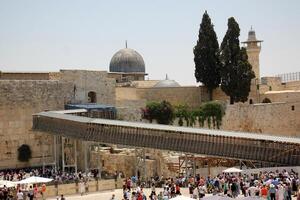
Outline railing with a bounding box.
[32,112,300,166]
[276,72,300,83]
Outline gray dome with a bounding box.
[109,48,145,73]
[153,79,181,88]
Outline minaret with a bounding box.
[242,27,263,80]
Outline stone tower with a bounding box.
[242,27,263,79]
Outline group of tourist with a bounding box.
[115,169,300,200]
[0,166,95,200]
[184,168,299,199]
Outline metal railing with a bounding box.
[276,72,300,83]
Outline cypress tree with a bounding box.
[220,17,255,104]
[194,11,221,100]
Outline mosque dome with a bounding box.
[109,48,145,73]
[153,75,181,88]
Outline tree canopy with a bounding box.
[194,11,221,100]
[220,17,255,104]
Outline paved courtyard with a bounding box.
[48,187,191,200]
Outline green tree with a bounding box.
[220,17,255,104]
[194,11,221,100]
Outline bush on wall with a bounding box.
[141,100,174,125]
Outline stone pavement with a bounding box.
[47,187,190,200]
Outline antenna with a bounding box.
[125,40,128,48]
[165,74,169,80]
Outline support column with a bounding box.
[84,141,88,175]
[192,155,196,177]
[62,136,65,173]
[185,154,188,178]
[97,143,101,180]
[74,139,77,174]
[41,136,45,175]
[54,135,57,173]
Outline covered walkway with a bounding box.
[32,110,300,166]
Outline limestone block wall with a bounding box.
[0,72,51,80]
[0,80,73,168]
[90,151,157,178]
[261,91,300,103]
[221,102,300,137]
[116,99,146,121]
[136,87,208,108]
[60,70,116,105]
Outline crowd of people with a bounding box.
[115,169,300,200]
[1,167,300,200]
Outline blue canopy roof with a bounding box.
[65,104,116,112]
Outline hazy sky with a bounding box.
[0,0,299,85]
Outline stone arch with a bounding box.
[262,98,271,103]
[88,91,97,103]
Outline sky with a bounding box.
[0,0,300,85]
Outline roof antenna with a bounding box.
[165,74,169,80]
[125,40,128,48]
[251,25,253,31]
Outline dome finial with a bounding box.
[125,40,128,48]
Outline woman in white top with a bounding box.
[16,190,24,200]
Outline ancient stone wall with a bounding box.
[261,91,300,103]
[90,151,157,178]
[60,70,116,105]
[0,80,73,168]
[0,72,50,80]
[116,86,208,108]
[221,102,300,137]
[116,99,146,121]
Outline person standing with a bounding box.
[60,194,66,200]
[16,190,23,200]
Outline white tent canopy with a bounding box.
[0,180,16,188]
[171,196,194,200]
[16,176,53,184]
[222,167,243,173]
[202,195,233,200]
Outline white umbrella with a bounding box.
[16,176,53,184]
[222,167,243,173]
[202,195,233,200]
[171,196,195,200]
[0,180,16,188]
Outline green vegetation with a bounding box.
[141,100,174,125]
[194,11,221,100]
[17,144,32,162]
[220,17,255,104]
[142,101,225,129]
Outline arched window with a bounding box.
[262,98,272,103]
[249,99,253,104]
[88,91,97,103]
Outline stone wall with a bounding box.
[0,80,73,168]
[60,70,116,105]
[261,91,300,103]
[221,102,300,137]
[116,86,208,108]
[0,72,51,80]
[90,151,157,178]
[116,99,145,121]
[43,179,123,198]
